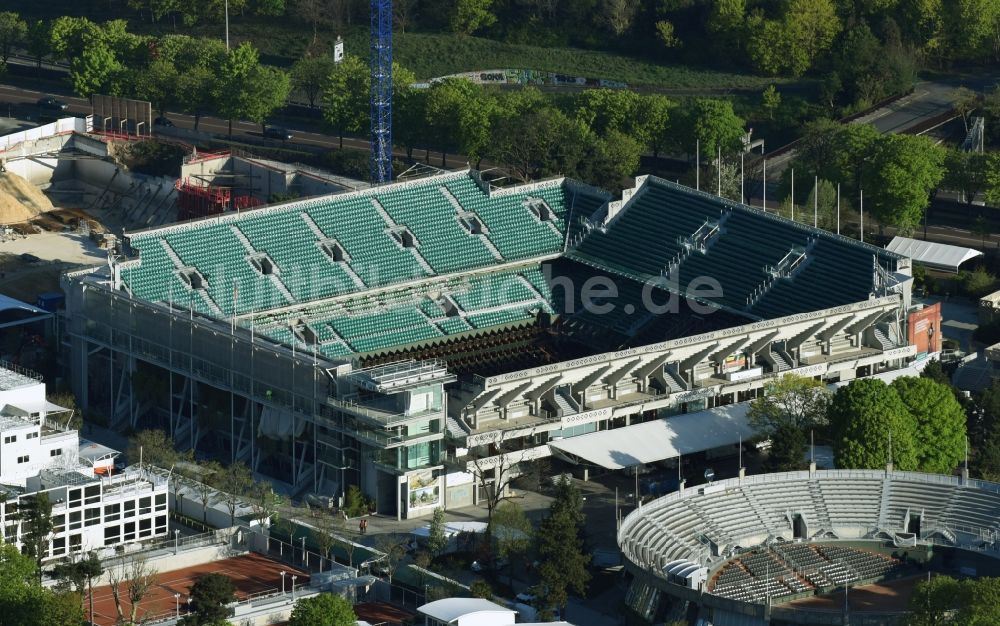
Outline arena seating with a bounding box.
[619,470,1000,604]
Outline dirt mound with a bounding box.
[0,171,53,224]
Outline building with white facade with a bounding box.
[0,362,169,559]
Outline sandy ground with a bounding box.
[0,231,106,302]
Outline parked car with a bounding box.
[36,96,68,112]
[263,125,293,140]
[153,116,174,127]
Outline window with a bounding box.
[51,537,66,556]
[69,534,81,551]
[139,497,151,516]
[52,514,65,534]
[155,494,167,511]
[155,515,167,534]
[4,435,15,444]
[50,448,62,457]
[123,521,135,541]
[25,432,38,440]
[84,507,100,527]
[104,503,120,522]
[16,455,29,464]
[69,489,81,507]
[124,500,135,518]
[84,486,100,505]
[104,525,120,546]
[139,518,152,538]
[68,511,81,531]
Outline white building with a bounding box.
[0,362,169,559]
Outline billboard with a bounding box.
[907,302,941,355]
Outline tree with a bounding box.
[574,89,641,137]
[748,373,830,435]
[213,42,261,137]
[372,534,408,584]
[672,98,746,157]
[181,573,236,626]
[175,65,216,132]
[48,16,98,62]
[0,12,26,66]
[634,94,673,158]
[920,359,952,387]
[70,34,124,97]
[534,478,589,618]
[132,58,179,116]
[244,65,292,133]
[451,0,497,35]
[185,460,221,523]
[288,592,356,626]
[214,462,253,526]
[764,423,807,472]
[426,507,448,557]
[489,106,591,183]
[974,215,992,248]
[128,429,183,470]
[107,556,157,625]
[291,55,335,109]
[863,134,946,233]
[19,492,53,580]
[247,479,282,528]
[892,376,966,474]
[747,0,840,77]
[943,149,987,205]
[24,20,48,70]
[469,580,494,599]
[52,552,103,624]
[322,54,368,149]
[655,20,680,48]
[761,85,781,120]
[804,178,839,230]
[905,574,963,626]
[424,78,496,167]
[0,544,41,625]
[828,378,918,470]
[468,435,526,532]
[490,501,532,587]
[985,153,1000,207]
[600,0,639,35]
[953,86,980,133]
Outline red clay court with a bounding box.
[355,602,416,625]
[782,574,924,612]
[88,553,309,626]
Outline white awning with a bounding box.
[548,403,758,470]
[0,294,52,329]
[418,598,513,623]
[886,236,982,273]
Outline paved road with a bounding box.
[864,72,1000,134]
[0,83,472,171]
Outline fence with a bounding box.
[0,116,89,153]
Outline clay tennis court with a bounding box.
[355,602,416,625]
[781,573,923,612]
[87,553,309,626]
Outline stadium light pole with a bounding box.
[224,0,230,51]
[174,593,180,618]
[814,175,818,228]
[740,152,744,204]
[717,146,722,197]
[790,168,795,222]
[695,140,700,191]
[762,157,766,211]
[836,184,841,235]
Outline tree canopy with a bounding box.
[891,376,966,474]
[288,593,356,626]
[829,378,918,470]
[181,573,236,626]
[748,373,830,435]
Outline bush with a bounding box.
[961,267,997,298]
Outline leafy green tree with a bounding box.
[944,149,987,205]
[291,55,336,109]
[322,54,369,149]
[52,552,103,624]
[905,574,963,626]
[490,501,532,587]
[490,106,591,183]
[451,0,497,35]
[920,359,952,387]
[944,0,1000,62]
[70,34,124,97]
[600,0,640,35]
[589,129,642,189]
[25,20,49,70]
[19,492,53,580]
[829,378,918,470]
[176,65,216,131]
[985,153,1000,207]
[244,65,292,133]
[634,94,673,158]
[426,507,448,557]
[655,20,680,48]
[214,42,262,137]
[248,479,283,527]
[749,373,830,435]
[214,462,253,526]
[424,77,496,166]
[48,16,98,62]
[962,267,996,298]
[288,592,356,626]
[127,429,183,470]
[535,479,589,619]
[131,58,179,117]
[863,134,946,233]
[891,377,966,474]
[0,12,27,65]
[181,573,236,626]
[761,84,781,120]
[671,98,745,157]
[804,178,839,230]
[39,590,85,626]
[574,88,641,137]
[469,580,494,599]
[748,0,840,76]
[764,423,807,472]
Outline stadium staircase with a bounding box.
[807,481,833,535]
[159,239,184,268]
[663,367,687,393]
[761,349,793,373]
[877,477,893,530]
[553,387,580,416]
[869,326,896,351]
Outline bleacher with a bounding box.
[568,178,901,319]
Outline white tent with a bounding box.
[548,403,758,470]
[886,236,982,273]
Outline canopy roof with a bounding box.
[418,598,513,623]
[0,294,51,329]
[549,403,757,470]
[886,236,982,273]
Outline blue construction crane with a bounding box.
[370,0,393,184]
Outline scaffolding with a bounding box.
[174,178,263,220]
